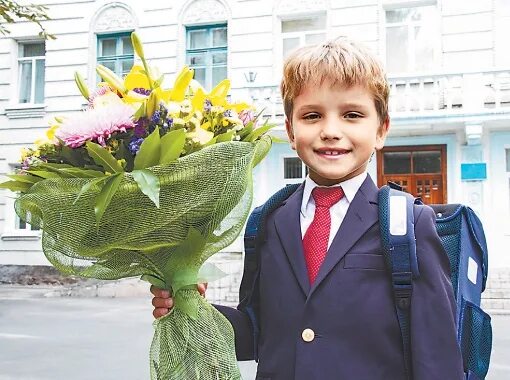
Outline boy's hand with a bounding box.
[150,283,207,319]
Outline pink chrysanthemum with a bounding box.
[56,103,135,148]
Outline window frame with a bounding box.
[17,41,45,105]
[1,163,41,241]
[185,24,228,91]
[384,3,440,74]
[280,15,327,60]
[281,154,308,186]
[96,32,134,79]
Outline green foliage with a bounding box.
[132,169,160,208]
[86,142,124,173]
[0,0,55,39]
[160,128,185,164]
[94,173,123,226]
[134,127,161,170]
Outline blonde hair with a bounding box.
[280,37,389,124]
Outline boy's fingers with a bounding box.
[197,282,208,296]
[150,285,170,298]
[153,308,169,319]
[152,297,174,309]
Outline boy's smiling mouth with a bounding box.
[315,148,350,157]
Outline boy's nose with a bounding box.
[320,118,342,140]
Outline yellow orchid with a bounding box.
[92,91,125,109]
[124,65,151,91]
[34,121,60,147]
[169,66,194,102]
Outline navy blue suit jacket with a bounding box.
[217,175,463,380]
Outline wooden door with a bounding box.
[377,145,447,205]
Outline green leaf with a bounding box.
[6,174,43,184]
[132,169,160,208]
[198,262,227,284]
[154,75,165,89]
[134,127,161,170]
[73,176,109,205]
[61,145,85,167]
[239,120,255,139]
[160,129,185,164]
[0,180,32,192]
[243,119,276,142]
[134,102,145,119]
[94,173,123,226]
[216,130,234,143]
[26,170,62,179]
[140,274,167,289]
[60,168,105,178]
[86,142,124,173]
[270,135,287,144]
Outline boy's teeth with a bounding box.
[324,151,339,155]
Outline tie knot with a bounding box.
[312,186,344,208]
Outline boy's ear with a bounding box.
[375,116,390,150]
[285,118,296,150]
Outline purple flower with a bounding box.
[134,119,147,137]
[223,109,233,118]
[133,88,152,96]
[204,99,212,112]
[128,137,144,155]
[238,110,256,126]
[151,110,161,124]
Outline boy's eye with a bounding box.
[344,112,363,119]
[302,113,321,120]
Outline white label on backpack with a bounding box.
[468,257,478,285]
[389,195,407,236]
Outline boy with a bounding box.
[152,37,464,379]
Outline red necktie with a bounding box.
[303,186,345,284]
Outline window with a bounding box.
[385,5,438,73]
[282,15,326,58]
[506,148,510,216]
[283,156,308,185]
[18,42,45,104]
[377,145,446,205]
[186,25,227,91]
[97,33,134,78]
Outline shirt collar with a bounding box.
[300,172,367,216]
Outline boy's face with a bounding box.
[285,80,389,186]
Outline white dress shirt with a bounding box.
[300,172,367,249]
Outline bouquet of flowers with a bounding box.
[1,33,275,379]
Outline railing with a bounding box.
[237,68,510,124]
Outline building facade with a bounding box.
[1,0,509,280]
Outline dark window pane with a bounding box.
[18,61,32,103]
[101,39,117,56]
[212,52,227,64]
[122,36,133,55]
[189,30,209,49]
[34,58,45,103]
[284,157,303,179]
[189,53,206,66]
[212,27,227,47]
[121,59,134,75]
[383,151,411,174]
[212,66,227,87]
[21,43,45,57]
[506,148,510,172]
[413,151,441,173]
[193,67,206,84]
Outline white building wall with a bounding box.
[0,0,509,268]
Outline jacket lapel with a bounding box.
[273,184,311,296]
[309,175,380,296]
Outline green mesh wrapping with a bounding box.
[14,137,272,379]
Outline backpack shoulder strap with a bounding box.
[378,184,420,380]
[239,183,301,360]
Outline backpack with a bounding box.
[240,182,492,380]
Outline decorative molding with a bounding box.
[183,0,228,24]
[1,231,41,241]
[5,105,46,119]
[94,5,136,32]
[275,0,327,15]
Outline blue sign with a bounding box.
[461,163,487,181]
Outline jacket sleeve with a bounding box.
[214,304,255,361]
[411,205,464,379]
